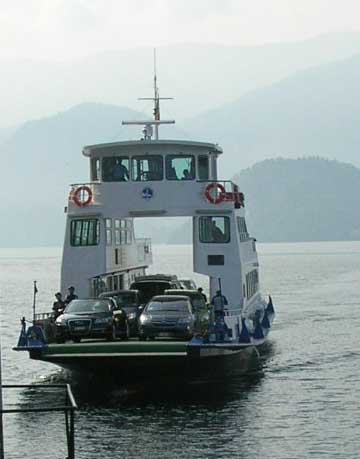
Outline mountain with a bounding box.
[3,32,360,127]
[186,52,360,177]
[234,158,360,242]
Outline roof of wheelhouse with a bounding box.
[82,139,223,157]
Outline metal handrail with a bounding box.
[1,384,77,459]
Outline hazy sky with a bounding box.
[2,0,360,60]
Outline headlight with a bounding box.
[127,312,137,320]
[140,314,151,324]
[56,316,66,325]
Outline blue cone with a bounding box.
[261,312,270,329]
[239,318,251,343]
[253,322,264,340]
[266,296,275,314]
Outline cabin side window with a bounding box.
[105,218,112,245]
[114,219,121,245]
[198,155,209,180]
[246,269,259,299]
[114,218,132,245]
[70,219,100,246]
[102,156,130,182]
[165,155,195,180]
[91,158,100,181]
[199,216,230,243]
[131,155,163,181]
[237,216,249,241]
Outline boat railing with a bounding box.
[34,312,53,321]
[1,383,78,459]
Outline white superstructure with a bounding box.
[60,70,266,344]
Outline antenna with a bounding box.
[122,48,175,140]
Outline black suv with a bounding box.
[55,298,129,343]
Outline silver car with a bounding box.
[138,295,195,340]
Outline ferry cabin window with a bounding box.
[199,216,230,243]
[70,219,99,246]
[106,218,112,245]
[246,269,259,299]
[198,155,209,180]
[237,216,249,241]
[114,219,121,245]
[132,155,163,181]
[102,157,130,182]
[91,158,100,181]
[165,155,195,180]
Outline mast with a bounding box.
[122,48,175,140]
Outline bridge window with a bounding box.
[132,155,163,181]
[166,155,195,180]
[70,219,99,246]
[198,155,209,180]
[91,158,100,181]
[102,156,130,182]
[199,216,230,243]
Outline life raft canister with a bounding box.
[73,185,93,207]
[204,183,226,204]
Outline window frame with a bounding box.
[70,219,100,247]
[197,155,209,180]
[199,216,231,244]
[131,155,164,181]
[165,154,195,181]
[102,156,130,182]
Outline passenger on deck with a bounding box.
[65,286,78,304]
[113,159,129,181]
[53,292,65,318]
[197,287,207,302]
[211,290,228,319]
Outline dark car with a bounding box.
[164,289,210,334]
[130,274,183,305]
[138,295,195,340]
[55,298,129,343]
[99,290,142,336]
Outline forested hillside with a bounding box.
[234,158,360,242]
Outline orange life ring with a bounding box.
[73,186,93,207]
[205,183,226,204]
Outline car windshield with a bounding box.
[114,293,137,307]
[146,301,190,313]
[65,299,110,313]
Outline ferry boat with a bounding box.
[14,69,274,381]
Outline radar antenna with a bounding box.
[122,48,175,140]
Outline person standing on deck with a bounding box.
[65,286,78,304]
[197,287,207,303]
[211,290,228,319]
[52,292,65,318]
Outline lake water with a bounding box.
[1,242,360,458]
